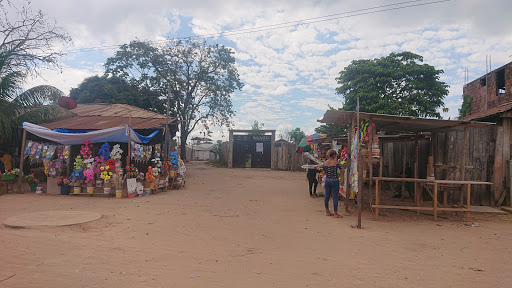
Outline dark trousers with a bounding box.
[308,175,318,195]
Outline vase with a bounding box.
[73,186,81,194]
[115,189,123,198]
[29,183,37,192]
[60,185,71,195]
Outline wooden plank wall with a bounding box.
[380,126,495,206]
[221,141,306,171]
[272,142,307,171]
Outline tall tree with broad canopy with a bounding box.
[0,0,73,145]
[288,127,305,144]
[105,40,243,159]
[70,75,165,113]
[336,52,449,118]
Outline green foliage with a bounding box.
[288,128,305,143]
[336,51,449,118]
[314,124,347,137]
[0,2,72,145]
[105,39,243,159]
[249,120,264,135]
[70,75,165,113]
[458,95,473,119]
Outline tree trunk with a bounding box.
[180,122,188,161]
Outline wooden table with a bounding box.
[372,177,492,221]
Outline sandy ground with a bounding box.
[1,161,511,288]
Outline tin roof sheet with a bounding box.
[318,110,493,133]
[42,103,170,130]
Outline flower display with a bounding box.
[110,144,123,160]
[106,159,116,171]
[83,170,95,184]
[69,168,83,182]
[80,141,93,159]
[126,164,139,179]
[98,142,111,159]
[136,172,145,182]
[25,173,38,184]
[56,177,70,186]
[100,168,113,181]
[93,157,106,174]
[73,155,84,170]
[145,166,155,183]
[151,158,161,177]
[170,151,179,168]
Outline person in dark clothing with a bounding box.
[392,162,413,198]
[307,161,320,198]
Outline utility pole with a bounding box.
[165,85,171,160]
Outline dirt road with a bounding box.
[1,162,511,287]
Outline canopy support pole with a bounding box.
[18,128,27,193]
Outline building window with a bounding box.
[480,77,486,87]
[497,69,506,95]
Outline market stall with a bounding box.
[318,110,494,225]
[16,122,186,197]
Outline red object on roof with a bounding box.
[58,97,77,110]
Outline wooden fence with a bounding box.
[272,142,307,171]
[379,126,495,206]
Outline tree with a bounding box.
[458,94,472,119]
[288,128,305,143]
[336,52,449,118]
[105,39,243,159]
[70,75,165,113]
[0,1,71,78]
[0,84,74,145]
[314,124,347,137]
[0,1,72,145]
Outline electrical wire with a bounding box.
[62,0,451,54]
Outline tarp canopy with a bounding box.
[23,122,158,145]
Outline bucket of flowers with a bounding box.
[57,177,71,195]
[25,173,39,192]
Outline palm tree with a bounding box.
[0,82,74,146]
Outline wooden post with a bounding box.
[415,134,419,215]
[375,179,379,219]
[357,98,362,229]
[401,141,406,198]
[433,182,438,221]
[369,119,373,209]
[18,128,27,193]
[127,121,132,167]
[466,184,471,221]
[346,121,353,212]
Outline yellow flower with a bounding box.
[100,166,104,171]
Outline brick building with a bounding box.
[462,61,512,206]
[463,61,512,120]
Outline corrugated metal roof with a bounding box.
[41,103,171,130]
[318,110,493,133]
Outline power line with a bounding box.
[62,0,451,54]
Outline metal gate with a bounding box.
[232,135,271,168]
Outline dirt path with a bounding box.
[1,162,511,287]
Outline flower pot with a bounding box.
[103,187,111,194]
[29,183,37,192]
[96,180,103,187]
[36,187,43,194]
[115,189,123,198]
[144,188,151,196]
[86,186,94,194]
[127,191,135,198]
[149,182,155,189]
[73,186,81,194]
[60,185,71,195]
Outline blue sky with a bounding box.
[25,0,512,142]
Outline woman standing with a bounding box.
[322,149,342,218]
